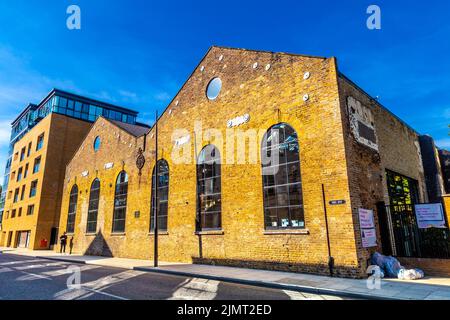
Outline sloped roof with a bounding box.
[146,45,331,130]
[108,119,150,137]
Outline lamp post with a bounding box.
[153,110,159,267]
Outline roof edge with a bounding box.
[148,45,331,132]
[11,103,38,126]
[211,45,330,60]
[338,72,419,135]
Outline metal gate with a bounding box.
[379,204,450,259]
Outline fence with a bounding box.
[382,204,450,259]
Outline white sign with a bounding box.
[227,114,250,128]
[104,162,114,170]
[359,208,375,229]
[415,203,446,229]
[359,208,377,248]
[361,229,377,248]
[174,135,191,147]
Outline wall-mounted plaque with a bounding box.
[329,200,346,205]
[227,114,250,128]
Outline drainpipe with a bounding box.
[322,184,334,276]
[153,111,159,267]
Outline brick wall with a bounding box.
[337,75,427,272]
[59,47,364,277]
[442,195,450,225]
[399,257,450,277]
[0,113,91,249]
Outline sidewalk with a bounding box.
[2,247,450,300]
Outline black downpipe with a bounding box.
[153,111,159,267]
[322,184,334,276]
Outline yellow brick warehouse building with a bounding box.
[57,46,427,278]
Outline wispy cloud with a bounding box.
[0,46,82,174]
[119,90,137,99]
[442,108,450,119]
[435,138,450,149]
[0,120,11,146]
[0,120,12,180]
[0,46,79,112]
[88,90,117,103]
[154,91,171,102]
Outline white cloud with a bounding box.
[119,90,137,99]
[442,108,450,119]
[0,120,12,184]
[435,138,450,149]
[0,46,79,114]
[154,91,171,102]
[0,120,11,145]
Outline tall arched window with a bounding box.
[66,185,78,233]
[261,123,304,229]
[150,159,169,231]
[86,178,100,233]
[112,171,128,233]
[196,145,221,231]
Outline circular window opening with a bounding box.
[93,136,101,152]
[206,78,222,100]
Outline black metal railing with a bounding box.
[386,204,450,259]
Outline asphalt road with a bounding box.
[0,253,348,300]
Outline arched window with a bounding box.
[86,178,100,233]
[93,136,101,152]
[196,145,221,231]
[150,160,169,232]
[112,171,128,233]
[261,123,304,229]
[66,185,78,233]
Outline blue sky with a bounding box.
[0,0,449,170]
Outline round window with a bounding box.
[93,136,101,151]
[206,78,222,100]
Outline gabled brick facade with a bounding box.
[57,46,427,278]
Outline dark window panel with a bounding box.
[261,123,305,229]
[66,185,78,233]
[196,145,222,231]
[150,160,170,232]
[112,172,128,233]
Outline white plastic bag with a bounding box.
[398,268,425,280]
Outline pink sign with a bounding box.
[359,208,377,248]
[359,208,375,229]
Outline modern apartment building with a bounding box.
[0,89,141,249]
[0,103,39,223]
[418,135,446,203]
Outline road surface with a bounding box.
[0,253,350,300]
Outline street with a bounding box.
[0,253,349,300]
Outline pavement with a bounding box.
[0,252,346,300]
[2,247,450,300]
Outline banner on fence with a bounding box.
[359,208,377,248]
[415,203,446,229]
